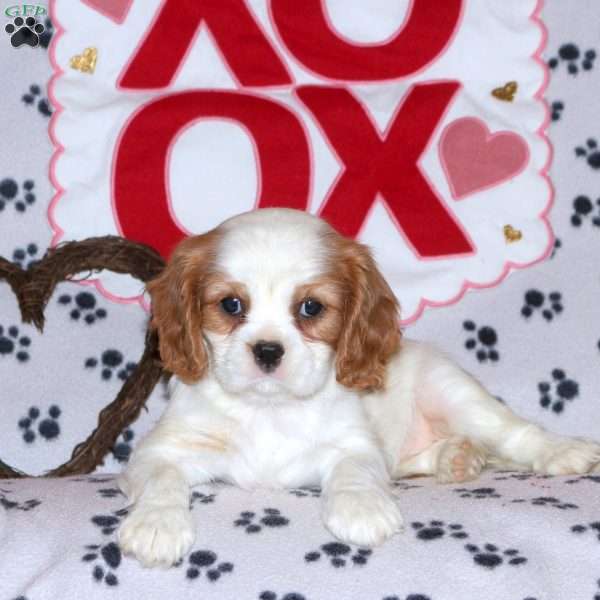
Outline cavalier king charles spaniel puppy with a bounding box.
[118,208,600,567]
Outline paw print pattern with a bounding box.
[58,292,107,324]
[91,508,129,536]
[465,543,527,569]
[538,369,579,413]
[289,486,321,498]
[463,321,499,362]
[454,487,501,500]
[18,405,61,443]
[82,542,121,586]
[259,592,307,600]
[110,428,134,463]
[12,243,39,269]
[186,550,234,581]
[97,487,123,499]
[305,543,372,568]
[411,520,468,541]
[511,496,577,510]
[234,508,289,533]
[0,488,41,511]
[521,289,563,321]
[21,84,52,117]
[548,43,596,74]
[85,350,137,381]
[550,100,564,121]
[190,491,216,508]
[0,325,31,362]
[571,521,600,541]
[0,178,36,213]
[4,16,45,48]
[571,195,600,228]
[575,139,600,169]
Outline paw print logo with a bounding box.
[454,487,501,500]
[85,349,137,381]
[0,178,36,213]
[463,321,499,362]
[234,508,289,533]
[521,289,563,321]
[0,325,31,362]
[190,490,216,508]
[575,139,600,170]
[289,486,321,498]
[5,16,45,48]
[548,43,596,74]
[58,291,108,324]
[571,195,600,228]
[12,243,39,269]
[37,16,53,48]
[260,592,308,600]
[18,405,61,443]
[465,543,527,568]
[110,428,134,463]
[538,369,579,413]
[571,521,600,541]
[550,100,564,122]
[22,84,52,117]
[305,542,372,568]
[185,550,234,581]
[82,542,121,586]
[411,520,468,541]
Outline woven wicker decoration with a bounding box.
[0,236,166,478]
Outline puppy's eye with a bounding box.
[299,298,323,318]
[221,297,243,316]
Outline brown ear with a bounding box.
[334,237,401,391]
[146,232,218,383]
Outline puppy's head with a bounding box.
[148,209,401,403]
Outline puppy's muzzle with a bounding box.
[252,340,285,373]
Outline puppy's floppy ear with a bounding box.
[334,237,401,392]
[146,232,218,383]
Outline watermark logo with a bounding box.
[5,4,46,17]
[4,5,45,47]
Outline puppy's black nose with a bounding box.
[252,340,285,372]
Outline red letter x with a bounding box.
[297,83,473,258]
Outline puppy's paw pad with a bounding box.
[118,505,195,568]
[323,488,403,547]
[437,437,487,484]
[536,439,600,475]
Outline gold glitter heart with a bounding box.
[70,47,97,74]
[492,81,517,102]
[503,224,522,243]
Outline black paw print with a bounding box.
[91,508,129,536]
[454,487,501,500]
[411,520,468,541]
[521,289,563,321]
[111,428,134,463]
[12,243,39,269]
[85,349,137,381]
[97,487,123,499]
[550,100,564,122]
[0,178,36,212]
[82,542,121,586]
[186,550,234,581]
[38,17,53,49]
[494,471,552,482]
[463,321,499,362]
[465,543,527,568]
[4,16,45,48]
[0,324,31,362]
[511,496,577,510]
[18,405,61,443]
[571,521,600,541]
[58,291,108,324]
[305,542,372,568]
[190,490,216,508]
[0,488,41,511]
[575,139,600,169]
[548,43,596,74]
[550,237,562,259]
[565,474,600,485]
[21,84,52,117]
[571,195,600,228]
[383,596,432,600]
[234,508,289,533]
[260,592,307,600]
[289,486,321,498]
[538,369,579,413]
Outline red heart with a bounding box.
[439,117,529,200]
[82,0,133,24]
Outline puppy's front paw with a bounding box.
[436,437,487,484]
[118,504,195,568]
[535,439,600,475]
[323,487,403,547]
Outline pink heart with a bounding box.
[82,0,133,24]
[439,117,529,200]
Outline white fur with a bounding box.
[118,208,600,568]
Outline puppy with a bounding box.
[118,208,600,568]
